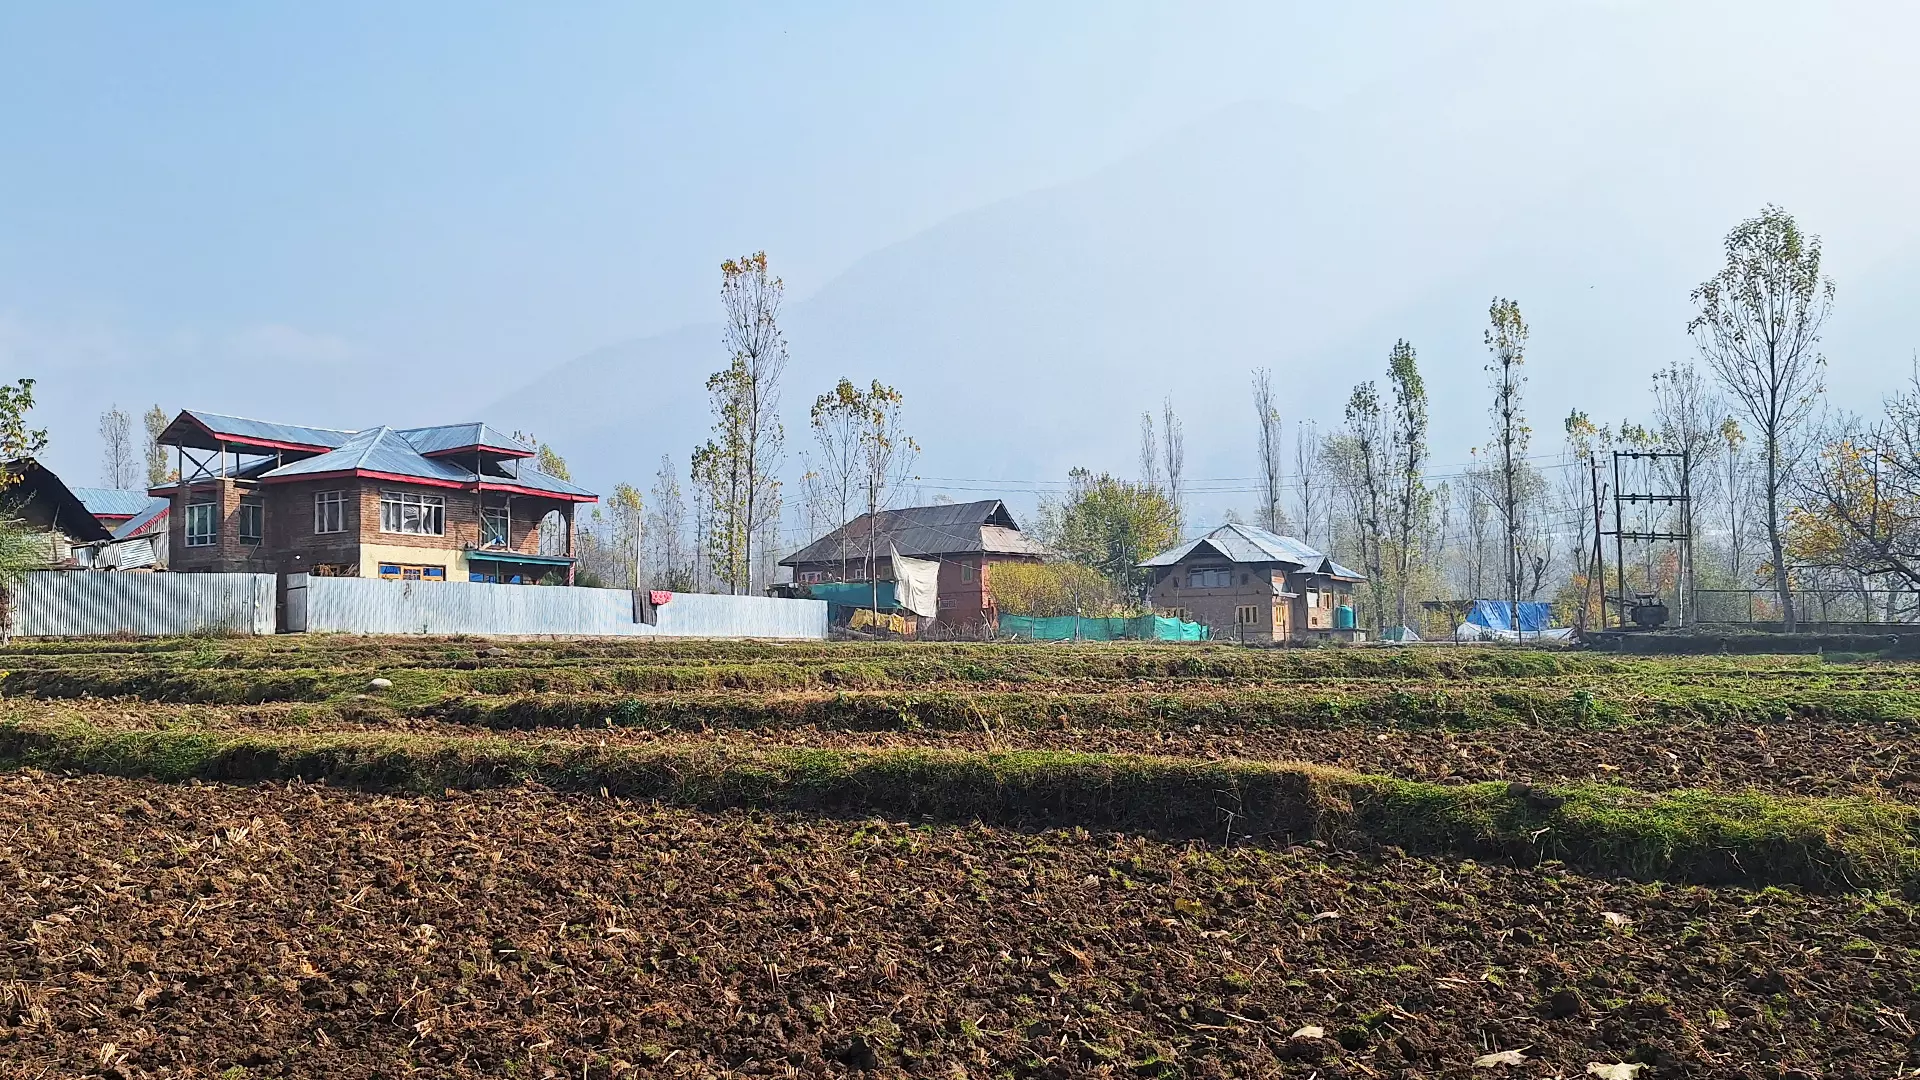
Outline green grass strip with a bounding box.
[2,718,1914,894]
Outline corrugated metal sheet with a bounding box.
[260,427,475,484]
[70,487,156,519]
[781,499,1047,565]
[8,571,276,637]
[181,411,354,450]
[289,576,826,639]
[396,423,533,456]
[1139,523,1366,580]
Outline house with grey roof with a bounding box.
[150,410,596,585]
[1139,522,1365,643]
[778,499,1047,628]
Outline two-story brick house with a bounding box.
[1139,523,1365,643]
[151,411,596,585]
[778,500,1048,629]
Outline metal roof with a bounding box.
[396,423,534,457]
[781,500,1048,565]
[70,487,155,518]
[161,410,355,452]
[111,498,171,539]
[1138,522,1367,580]
[256,428,597,500]
[259,427,475,485]
[484,459,598,499]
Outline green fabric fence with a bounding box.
[996,614,1209,642]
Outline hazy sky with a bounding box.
[5,1,1917,533]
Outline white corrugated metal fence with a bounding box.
[6,571,276,637]
[287,575,827,638]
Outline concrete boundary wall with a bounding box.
[286,575,827,639]
[7,571,276,637]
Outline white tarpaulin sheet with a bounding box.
[889,543,940,618]
[1454,622,1575,643]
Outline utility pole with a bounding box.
[1589,452,1607,630]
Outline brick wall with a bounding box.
[168,476,577,576]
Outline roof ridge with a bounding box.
[188,409,355,436]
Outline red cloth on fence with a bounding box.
[649,591,673,605]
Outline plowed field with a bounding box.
[3,637,1919,1078]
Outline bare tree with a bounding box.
[1252,368,1285,534]
[646,454,692,590]
[1689,206,1833,632]
[1485,297,1531,634]
[1334,382,1388,633]
[1719,417,1750,582]
[98,405,135,488]
[1137,411,1160,489]
[142,405,170,486]
[1293,420,1321,548]
[1161,397,1185,533]
[810,378,868,577]
[1650,358,1723,622]
[855,381,918,612]
[605,482,644,588]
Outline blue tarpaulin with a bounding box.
[1466,599,1553,632]
[803,582,898,610]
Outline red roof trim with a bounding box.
[477,481,597,503]
[186,414,334,454]
[423,443,535,459]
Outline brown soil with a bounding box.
[32,700,1920,798]
[3,772,1915,1079]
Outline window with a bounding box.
[314,490,347,534]
[379,490,445,536]
[798,570,825,584]
[938,595,956,609]
[185,503,216,547]
[1188,567,1232,588]
[237,500,264,546]
[481,505,510,548]
[960,563,976,583]
[1236,605,1259,625]
[378,563,446,581]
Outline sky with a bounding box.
[4,1,1918,539]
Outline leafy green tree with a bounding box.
[1385,340,1430,631]
[988,560,1110,618]
[0,379,48,479]
[144,405,172,486]
[1689,206,1833,632]
[1039,469,1179,605]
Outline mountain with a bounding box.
[494,7,1920,530]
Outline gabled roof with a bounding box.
[112,498,171,539]
[0,459,113,542]
[780,499,1048,566]
[158,410,354,453]
[396,423,534,458]
[70,486,155,520]
[259,427,477,487]
[1139,522,1366,580]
